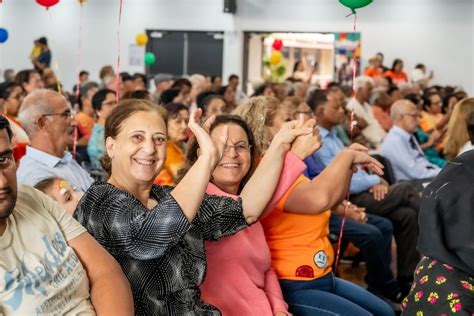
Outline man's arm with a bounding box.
[69,232,134,316]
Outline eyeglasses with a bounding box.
[223,142,251,153]
[42,110,74,120]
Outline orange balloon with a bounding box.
[136,33,148,46]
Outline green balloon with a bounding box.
[339,0,373,14]
[144,52,156,65]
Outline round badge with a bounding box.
[314,251,328,269]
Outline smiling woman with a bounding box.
[74,98,308,315]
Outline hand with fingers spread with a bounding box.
[188,109,228,169]
[290,118,323,160]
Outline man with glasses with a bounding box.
[381,99,441,185]
[16,90,93,192]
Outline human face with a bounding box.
[205,98,226,118]
[398,103,420,133]
[167,109,189,143]
[122,80,135,94]
[79,73,89,83]
[321,93,346,128]
[98,93,118,123]
[212,77,222,90]
[224,87,236,105]
[211,124,251,195]
[427,94,442,115]
[133,77,146,90]
[395,62,403,72]
[4,86,25,117]
[106,111,167,184]
[45,179,81,215]
[360,82,373,102]
[0,129,17,235]
[295,102,313,122]
[229,78,239,88]
[43,95,76,148]
[268,107,291,138]
[179,85,192,106]
[263,87,275,97]
[24,72,44,94]
[376,92,392,109]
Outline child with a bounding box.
[34,177,82,215]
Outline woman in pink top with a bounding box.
[181,114,321,315]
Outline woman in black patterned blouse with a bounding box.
[74,99,314,315]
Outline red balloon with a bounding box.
[272,39,283,51]
[36,0,60,8]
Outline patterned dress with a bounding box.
[74,182,248,315]
[402,256,474,315]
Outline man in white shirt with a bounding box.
[347,76,387,149]
[17,89,93,191]
[380,100,441,184]
[0,115,133,315]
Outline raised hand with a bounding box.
[290,118,323,160]
[188,109,228,168]
[270,117,314,152]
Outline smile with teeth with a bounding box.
[134,158,155,166]
[220,163,240,168]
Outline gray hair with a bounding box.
[390,99,415,121]
[369,88,386,105]
[18,89,60,136]
[354,76,374,91]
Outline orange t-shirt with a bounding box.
[364,67,383,78]
[384,70,408,85]
[75,112,95,141]
[154,141,185,186]
[419,111,443,133]
[261,175,334,281]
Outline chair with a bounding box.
[371,154,396,185]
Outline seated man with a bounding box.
[306,88,421,295]
[346,76,387,149]
[17,89,93,191]
[0,115,133,315]
[380,99,441,186]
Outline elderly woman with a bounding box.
[443,98,474,160]
[232,96,394,316]
[74,99,312,315]
[402,150,474,315]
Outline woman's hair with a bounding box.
[179,115,258,193]
[232,96,281,154]
[391,59,403,71]
[466,111,474,144]
[101,99,168,175]
[91,88,115,112]
[34,177,60,193]
[422,92,440,112]
[159,88,180,105]
[0,81,22,100]
[443,98,474,160]
[122,89,151,101]
[164,102,188,120]
[132,73,148,88]
[282,96,302,112]
[293,60,302,73]
[251,83,273,97]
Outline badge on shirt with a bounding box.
[314,251,328,269]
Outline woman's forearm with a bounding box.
[285,150,354,214]
[240,141,287,224]
[171,155,214,222]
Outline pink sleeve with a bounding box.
[264,267,292,315]
[260,151,306,219]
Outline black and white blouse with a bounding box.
[74,182,248,315]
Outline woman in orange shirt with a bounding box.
[384,58,408,86]
[155,102,189,185]
[235,98,394,316]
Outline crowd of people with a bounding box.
[0,48,473,316]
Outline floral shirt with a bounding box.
[402,256,474,315]
[74,182,248,315]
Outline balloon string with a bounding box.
[47,9,62,95]
[75,3,84,102]
[115,0,123,103]
[335,12,358,270]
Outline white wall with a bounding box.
[0,0,472,93]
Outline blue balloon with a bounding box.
[0,28,9,43]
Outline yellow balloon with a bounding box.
[136,33,148,46]
[270,51,282,65]
[78,0,87,4]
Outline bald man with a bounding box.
[380,100,441,184]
